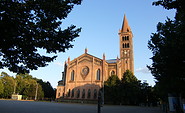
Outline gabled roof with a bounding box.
[69,52,103,64]
[68,49,118,65]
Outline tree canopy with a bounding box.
[0,74,15,98]
[0,72,55,100]
[120,70,141,105]
[104,75,120,87]
[121,70,138,83]
[104,70,158,105]
[104,75,120,104]
[148,0,185,98]
[0,79,4,95]
[0,0,82,73]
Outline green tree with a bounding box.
[1,72,9,77]
[104,70,158,105]
[22,80,44,100]
[15,74,27,95]
[104,75,120,104]
[1,73,15,98]
[120,70,141,105]
[0,0,82,73]
[148,0,185,99]
[139,82,159,106]
[0,79,4,96]
[36,79,55,99]
[121,70,138,83]
[104,75,120,87]
[15,74,44,99]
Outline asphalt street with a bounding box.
[0,100,163,113]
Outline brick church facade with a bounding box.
[56,15,134,100]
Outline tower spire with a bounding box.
[121,14,131,33]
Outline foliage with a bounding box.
[15,74,44,99]
[104,70,158,105]
[104,75,120,87]
[0,72,54,100]
[140,82,159,106]
[148,0,185,99]
[152,0,185,15]
[104,75,120,104]
[121,70,138,83]
[36,79,55,98]
[0,72,15,98]
[0,79,4,95]
[0,0,82,73]
[120,70,140,105]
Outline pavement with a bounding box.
[0,100,163,113]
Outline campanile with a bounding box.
[119,15,134,74]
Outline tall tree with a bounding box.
[0,79,4,96]
[104,75,120,87]
[148,0,185,98]
[0,0,82,73]
[120,70,140,105]
[121,70,138,83]
[15,74,44,99]
[104,75,120,104]
[1,73,15,98]
[22,79,44,100]
[104,70,158,105]
[36,79,55,99]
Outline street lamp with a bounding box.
[13,80,16,94]
[35,83,38,100]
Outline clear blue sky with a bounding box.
[0,0,175,88]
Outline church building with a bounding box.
[56,15,134,100]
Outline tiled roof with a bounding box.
[106,59,117,63]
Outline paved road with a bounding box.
[0,100,163,113]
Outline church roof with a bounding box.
[120,14,131,33]
[79,48,103,61]
[106,59,117,64]
[68,52,103,65]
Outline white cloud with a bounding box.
[54,62,64,67]
[135,67,151,74]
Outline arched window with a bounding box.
[125,43,127,48]
[127,43,129,48]
[82,89,85,98]
[58,93,60,97]
[111,70,115,75]
[71,70,74,81]
[122,36,129,41]
[87,89,91,98]
[76,89,80,98]
[68,89,71,97]
[94,89,97,99]
[122,36,124,41]
[122,43,125,48]
[127,36,129,40]
[71,89,74,98]
[96,69,100,80]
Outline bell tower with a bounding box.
[119,14,134,74]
